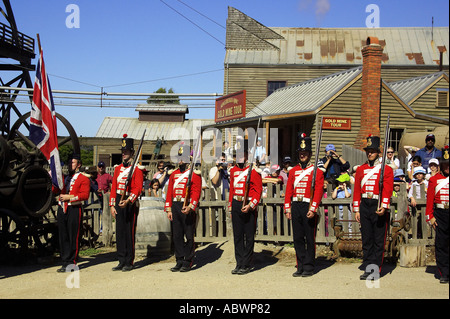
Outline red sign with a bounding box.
[215,90,246,123]
[322,117,352,130]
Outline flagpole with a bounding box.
[36,33,42,53]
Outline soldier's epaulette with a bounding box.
[194,169,202,175]
[137,164,145,170]
[81,172,91,178]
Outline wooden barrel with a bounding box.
[135,197,172,256]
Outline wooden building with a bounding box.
[87,104,213,167]
[213,7,449,165]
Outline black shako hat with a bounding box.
[177,141,191,163]
[363,134,381,151]
[121,134,134,151]
[297,133,312,152]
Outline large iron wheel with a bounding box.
[7,111,80,158]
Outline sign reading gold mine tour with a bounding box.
[215,90,246,123]
[322,117,352,130]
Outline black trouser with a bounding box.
[434,208,449,278]
[291,201,317,272]
[57,205,83,267]
[231,199,256,268]
[114,195,138,266]
[172,201,196,267]
[359,198,389,272]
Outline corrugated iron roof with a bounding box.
[246,67,362,118]
[135,104,188,113]
[225,27,449,66]
[95,117,215,140]
[386,71,448,104]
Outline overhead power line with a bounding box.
[159,0,225,46]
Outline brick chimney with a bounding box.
[354,37,384,150]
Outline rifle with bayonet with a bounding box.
[120,129,146,204]
[183,126,202,210]
[309,116,323,212]
[378,114,390,210]
[242,117,262,209]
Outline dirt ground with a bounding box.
[0,241,448,300]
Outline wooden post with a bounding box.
[101,193,114,247]
[399,244,426,267]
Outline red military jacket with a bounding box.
[228,165,262,210]
[284,164,324,213]
[352,162,394,212]
[426,173,449,222]
[109,163,144,206]
[59,171,91,212]
[164,168,202,212]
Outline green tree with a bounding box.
[147,87,180,105]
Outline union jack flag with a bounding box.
[29,48,63,190]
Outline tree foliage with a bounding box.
[147,87,180,105]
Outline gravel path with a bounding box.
[0,241,448,300]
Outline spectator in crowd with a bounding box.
[223,140,233,162]
[349,165,359,185]
[261,164,283,198]
[394,168,407,182]
[407,155,422,182]
[416,133,442,171]
[404,145,419,164]
[209,153,230,200]
[149,178,161,197]
[383,146,400,170]
[253,137,267,164]
[392,175,407,220]
[331,173,352,230]
[153,160,170,189]
[279,156,292,186]
[426,158,440,180]
[319,144,350,184]
[263,165,283,184]
[96,161,113,209]
[408,166,428,208]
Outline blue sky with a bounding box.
[2,0,449,137]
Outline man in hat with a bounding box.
[110,134,143,271]
[416,133,442,171]
[353,134,394,280]
[284,133,324,277]
[57,154,91,272]
[228,138,262,275]
[96,161,112,211]
[426,145,449,284]
[279,156,292,186]
[164,142,202,272]
[320,143,350,183]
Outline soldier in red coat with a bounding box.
[164,143,202,272]
[57,154,90,272]
[228,139,262,275]
[284,133,324,277]
[353,135,393,280]
[426,145,449,284]
[110,134,143,271]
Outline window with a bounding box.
[267,81,286,96]
[436,88,449,108]
[389,128,404,154]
